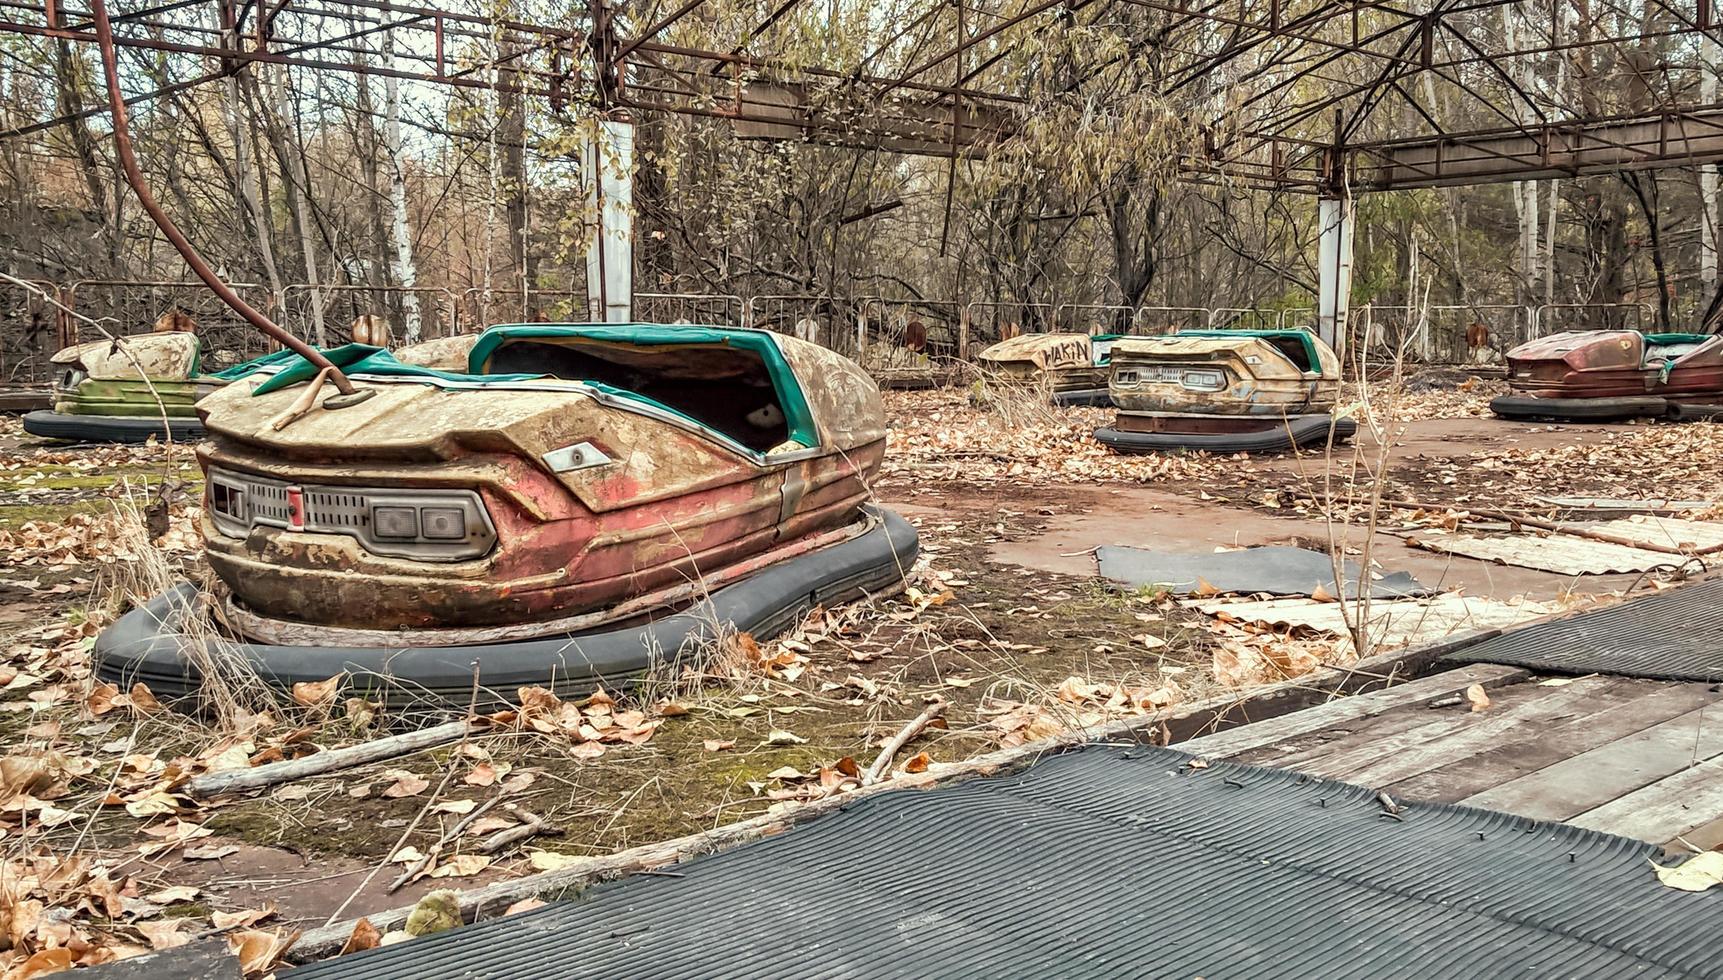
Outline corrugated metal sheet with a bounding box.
[1580,515,1723,553]
[1188,593,1551,649]
[1410,530,1671,574]
[294,744,1722,980]
[1446,577,1723,681]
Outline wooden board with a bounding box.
[1568,756,1723,845]
[1225,671,1571,771]
[1382,680,1718,804]
[1176,663,1527,760]
[1233,675,1639,787]
[1460,703,1723,821]
[1302,676,1646,786]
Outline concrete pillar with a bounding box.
[585,118,635,323]
[1317,194,1355,352]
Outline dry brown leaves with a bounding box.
[749,755,863,813]
[881,389,1232,485]
[0,507,199,568]
[0,847,270,976]
[512,685,660,758]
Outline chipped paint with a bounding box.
[1505,331,1723,399]
[197,330,886,631]
[1108,334,1339,416]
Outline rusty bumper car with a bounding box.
[1094,330,1354,453]
[1490,331,1723,422]
[21,332,224,443]
[95,324,918,705]
[976,332,1122,406]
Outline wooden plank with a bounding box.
[1384,681,1718,803]
[1569,757,1723,845]
[1461,702,1723,821]
[1307,676,1645,786]
[1177,664,1528,760]
[1227,671,1570,771]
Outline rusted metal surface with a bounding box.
[1112,413,1284,435]
[49,331,200,380]
[1108,334,1339,416]
[197,331,885,631]
[976,333,1109,393]
[218,512,875,647]
[391,333,481,370]
[1504,331,1723,401]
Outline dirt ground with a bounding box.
[0,371,1718,947]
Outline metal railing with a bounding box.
[280,284,461,344]
[0,279,63,386]
[1532,302,1655,337]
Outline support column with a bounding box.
[1317,194,1354,353]
[585,118,635,323]
[1703,43,1720,299]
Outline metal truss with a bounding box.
[4,0,1722,191]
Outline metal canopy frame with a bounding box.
[3,0,1720,191]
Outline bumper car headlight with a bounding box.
[207,467,497,562]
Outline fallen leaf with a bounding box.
[85,682,119,717]
[211,904,276,930]
[902,751,932,774]
[527,850,580,872]
[427,854,490,879]
[1310,583,1338,603]
[126,683,164,715]
[1465,684,1492,712]
[432,799,478,815]
[767,729,807,746]
[1655,851,1723,893]
[136,917,192,950]
[10,948,74,979]
[227,928,297,976]
[382,773,430,798]
[467,816,516,835]
[339,918,383,955]
[702,740,736,753]
[291,673,346,708]
[389,846,426,865]
[184,844,241,861]
[145,885,201,904]
[499,771,537,794]
[504,897,548,916]
[463,763,499,787]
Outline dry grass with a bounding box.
[92,484,280,730]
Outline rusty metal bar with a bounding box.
[86,0,355,393]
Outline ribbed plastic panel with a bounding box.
[1445,578,1723,681]
[296,745,1721,980]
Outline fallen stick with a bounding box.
[477,805,558,855]
[288,630,1493,963]
[863,699,947,786]
[185,719,483,799]
[388,795,505,894]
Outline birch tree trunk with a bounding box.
[382,31,424,343]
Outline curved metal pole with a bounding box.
[87,0,358,396]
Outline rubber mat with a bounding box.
[1098,544,1427,598]
[1444,577,1723,681]
[296,744,1722,980]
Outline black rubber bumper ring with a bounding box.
[1094,414,1355,454]
[22,410,205,443]
[1488,395,1668,422]
[94,506,919,707]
